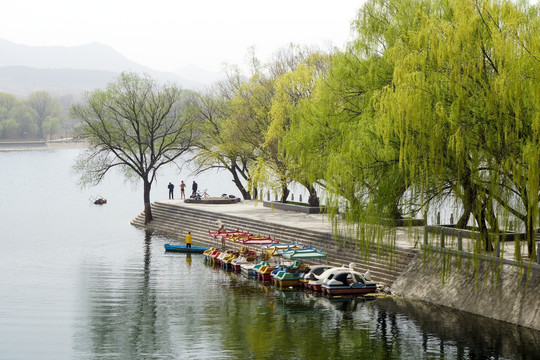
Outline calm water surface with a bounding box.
[0,149,539,360]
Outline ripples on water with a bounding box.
[0,149,539,359]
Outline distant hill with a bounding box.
[0,66,117,97]
[0,39,149,73]
[0,39,206,97]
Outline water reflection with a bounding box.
[72,231,540,360]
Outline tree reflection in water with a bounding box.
[77,231,539,359]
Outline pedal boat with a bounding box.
[321,270,377,296]
[273,271,302,287]
[300,264,333,288]
[307,264,356,291]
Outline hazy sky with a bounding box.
[2,0,363,73]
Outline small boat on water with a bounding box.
[300,264,333,288]
[231,255,258,272]
[164,244,210,253]
[271,261,308,287]
[273,271,302,287]
[307,264,356,291]
[262,243,312,257]
[321,270,377,296]
[204,249,222,264]
[240,263,256,277]
[256,264,277,281]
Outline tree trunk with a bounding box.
[280,186,289,203]
[143,179,153,224]
[230,166,251,200]
[473,204,492,252]
[306,184,319,207]
[456,176,476,229]
[526,213,536,258]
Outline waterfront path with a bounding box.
[151,199,535,263]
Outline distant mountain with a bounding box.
[0,39,149,73]
[0,66,118,97]
[0,39,206,96]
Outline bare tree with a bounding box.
[72,72,199,224]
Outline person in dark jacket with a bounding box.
[168,182,174,199]
[192,181,198,197]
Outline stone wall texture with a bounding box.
[391,252,540,330]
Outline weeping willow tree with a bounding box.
[282,0,413,224]
[191,68,258,200]
[374,0,540,260]
[278,0,539,269]
[261,47,332,205]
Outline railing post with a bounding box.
[458,233,463,251]
[423,226,428,247]
[437,212,441,225]
[495,241,501,258]
[440,231,445,248]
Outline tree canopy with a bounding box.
[72,72,199,224]
[277,0,540,261]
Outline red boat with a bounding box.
[238,236,279,245]
[208,228,247,239]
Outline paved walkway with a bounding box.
[160,199,423,251]
[160,199,537,264]
[161,199,335,234]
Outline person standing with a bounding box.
[168,182,174,199]
[192,180,198,197]
[185,231,192,248]
[180,180,186,199]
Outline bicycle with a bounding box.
[197,189,210,198]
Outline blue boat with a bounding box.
[164,244,210,253]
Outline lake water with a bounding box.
[0,149,539,360]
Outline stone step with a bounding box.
[131,202,419,286]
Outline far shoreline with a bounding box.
[0,139,88,152]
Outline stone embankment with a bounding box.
[391,250,540,330]
[130,200,417,287]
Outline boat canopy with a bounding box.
[282,249,327,259]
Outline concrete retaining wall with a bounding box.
[391,251,540,330]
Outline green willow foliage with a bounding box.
[191,0,539,277]
[279,0,539,273]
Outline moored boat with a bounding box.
[164,244,210,253]
[273,271,302,287]
[321,270,377,296]
[300,264,333,288]
[240,237,279,245]
[282,248,326,260]
[256,264,277,281]
[208,228,246,239]
[307,264,356,291]
[240,263,256,277]
[231,255,258,272]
